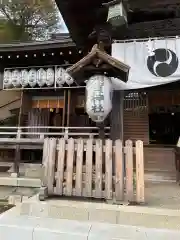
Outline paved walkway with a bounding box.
[1,181,180,239]
[1,190,180,239]
[0,213,180,240]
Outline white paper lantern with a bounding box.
[37,68,46,87]
[86,75,113,122]
[3,70,12,88]
[46,68,54,86]
[64,71,74,85]
[28,69,37,87]
[55,67,66,86]
[20,69,29,87]
[11,70,20,87]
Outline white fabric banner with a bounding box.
[112,38,180,90]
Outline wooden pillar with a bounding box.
[14,91,24,175]
[67,90,71,127]
[62,90,66,127]
[110,90,124,175]
[110,90,124,141]
[0,67,3,89]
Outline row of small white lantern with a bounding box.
[3,67,74,88]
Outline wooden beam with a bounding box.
[129,0,180,9]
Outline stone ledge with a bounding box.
[89,222,180,240]
[17,178,41,188]
[0,177,18,186]
[0,177,41,188]
[0,216,180,240]
[0,216,91,240]
[19,200,180,230]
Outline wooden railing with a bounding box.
[42,138,145,204]
[0,126,110,140]
[0,126,110,175]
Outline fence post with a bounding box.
[14,126,21,176]
[46,138,57,195]
[105,139,113,200]
[16,128,21,139]
[42,138,49,186]
[85,139,93,197]
[66,138,75,196]
[40,133,44,140]
[125,140,134,202]
[115,139,124,202]
[64,129,69,140]
[14,145,20,177]
[95,139,103,198]
[135,140,145,203]
[56,138,66,195]
[75,138,84,196]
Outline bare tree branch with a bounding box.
[0,0,61,42]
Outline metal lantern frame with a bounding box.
[107,0,127,28]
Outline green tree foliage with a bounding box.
[0,0,60,42]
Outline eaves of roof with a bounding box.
[0,37,75,53]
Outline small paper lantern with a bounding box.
[86,75,113,122]
[55,67,66,86]
[3,70,12,88]
[28,69,37,87]
[37,68,46,87]
[20,69,29,87]
[46,68,54,86]
[11,70,20,87]
[64,72,74,85]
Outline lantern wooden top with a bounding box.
[67,44,130,82]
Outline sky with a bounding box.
[53,0,69,33]
[58,12,69,33]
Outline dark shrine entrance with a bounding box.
[149,111,180,145]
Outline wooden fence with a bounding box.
[42,138,145,204]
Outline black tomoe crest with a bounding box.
[147,48,178,77]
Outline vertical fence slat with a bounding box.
[115,139,124,201]
[125,140,134,202]
[56,138,65,195]
[42,138,48,166]
[95,139,103,198]
[105,139,113,200]
[135,140,145,203]
[75,139,84,196]
[42,138,49,186]
[47,138,57,195]
[85,139,93,197]
[65,138,74,196]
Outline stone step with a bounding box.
[145,170,176,182]
[1,215,180,240]
[19,197,180,230]
[0,177,41,188]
